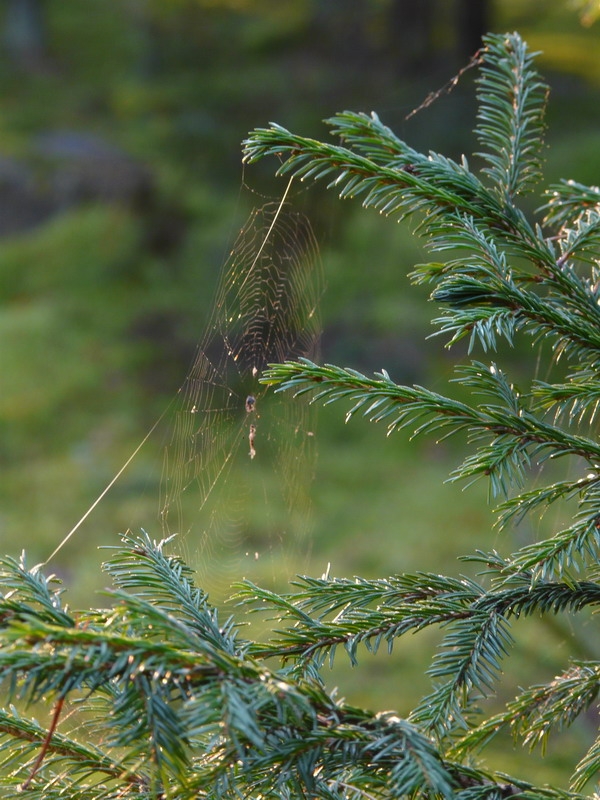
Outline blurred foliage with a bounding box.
[572,0,600,26]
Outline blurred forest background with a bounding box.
[2,0,600,786]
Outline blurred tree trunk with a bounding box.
[4,0,48,70]
[386,0,492,73]
[388,0,436,71]
[457,0,491,59]
[312,0,372,67]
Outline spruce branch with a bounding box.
[238,569,600,750]
[0,705,147,795]
[571,732,600,792]
[475,33,548,198]
[0,537,466,797]
[555,208,600,266]
[244,120,493,225]
[414,213,600,362]
[542,179,600,229]
[243,116,555,278]
[262,359,600,499]
[0,536,564,799]
[101,530,242,655]
[452,662,600,783]
[532,375,600,425]
[0,553,73,628]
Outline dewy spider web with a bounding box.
[156,195,323,591]
[45,188,322,595]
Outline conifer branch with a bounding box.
[542,179,600,228]
[262,359,600,497]
[452,662,600,770]
[475,33,548,198]
[2,535,578,798]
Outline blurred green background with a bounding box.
[2,0,600,787]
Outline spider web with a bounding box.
[157,198,323,593]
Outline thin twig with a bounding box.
[21,695,65,790]
[405,49,484,121]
